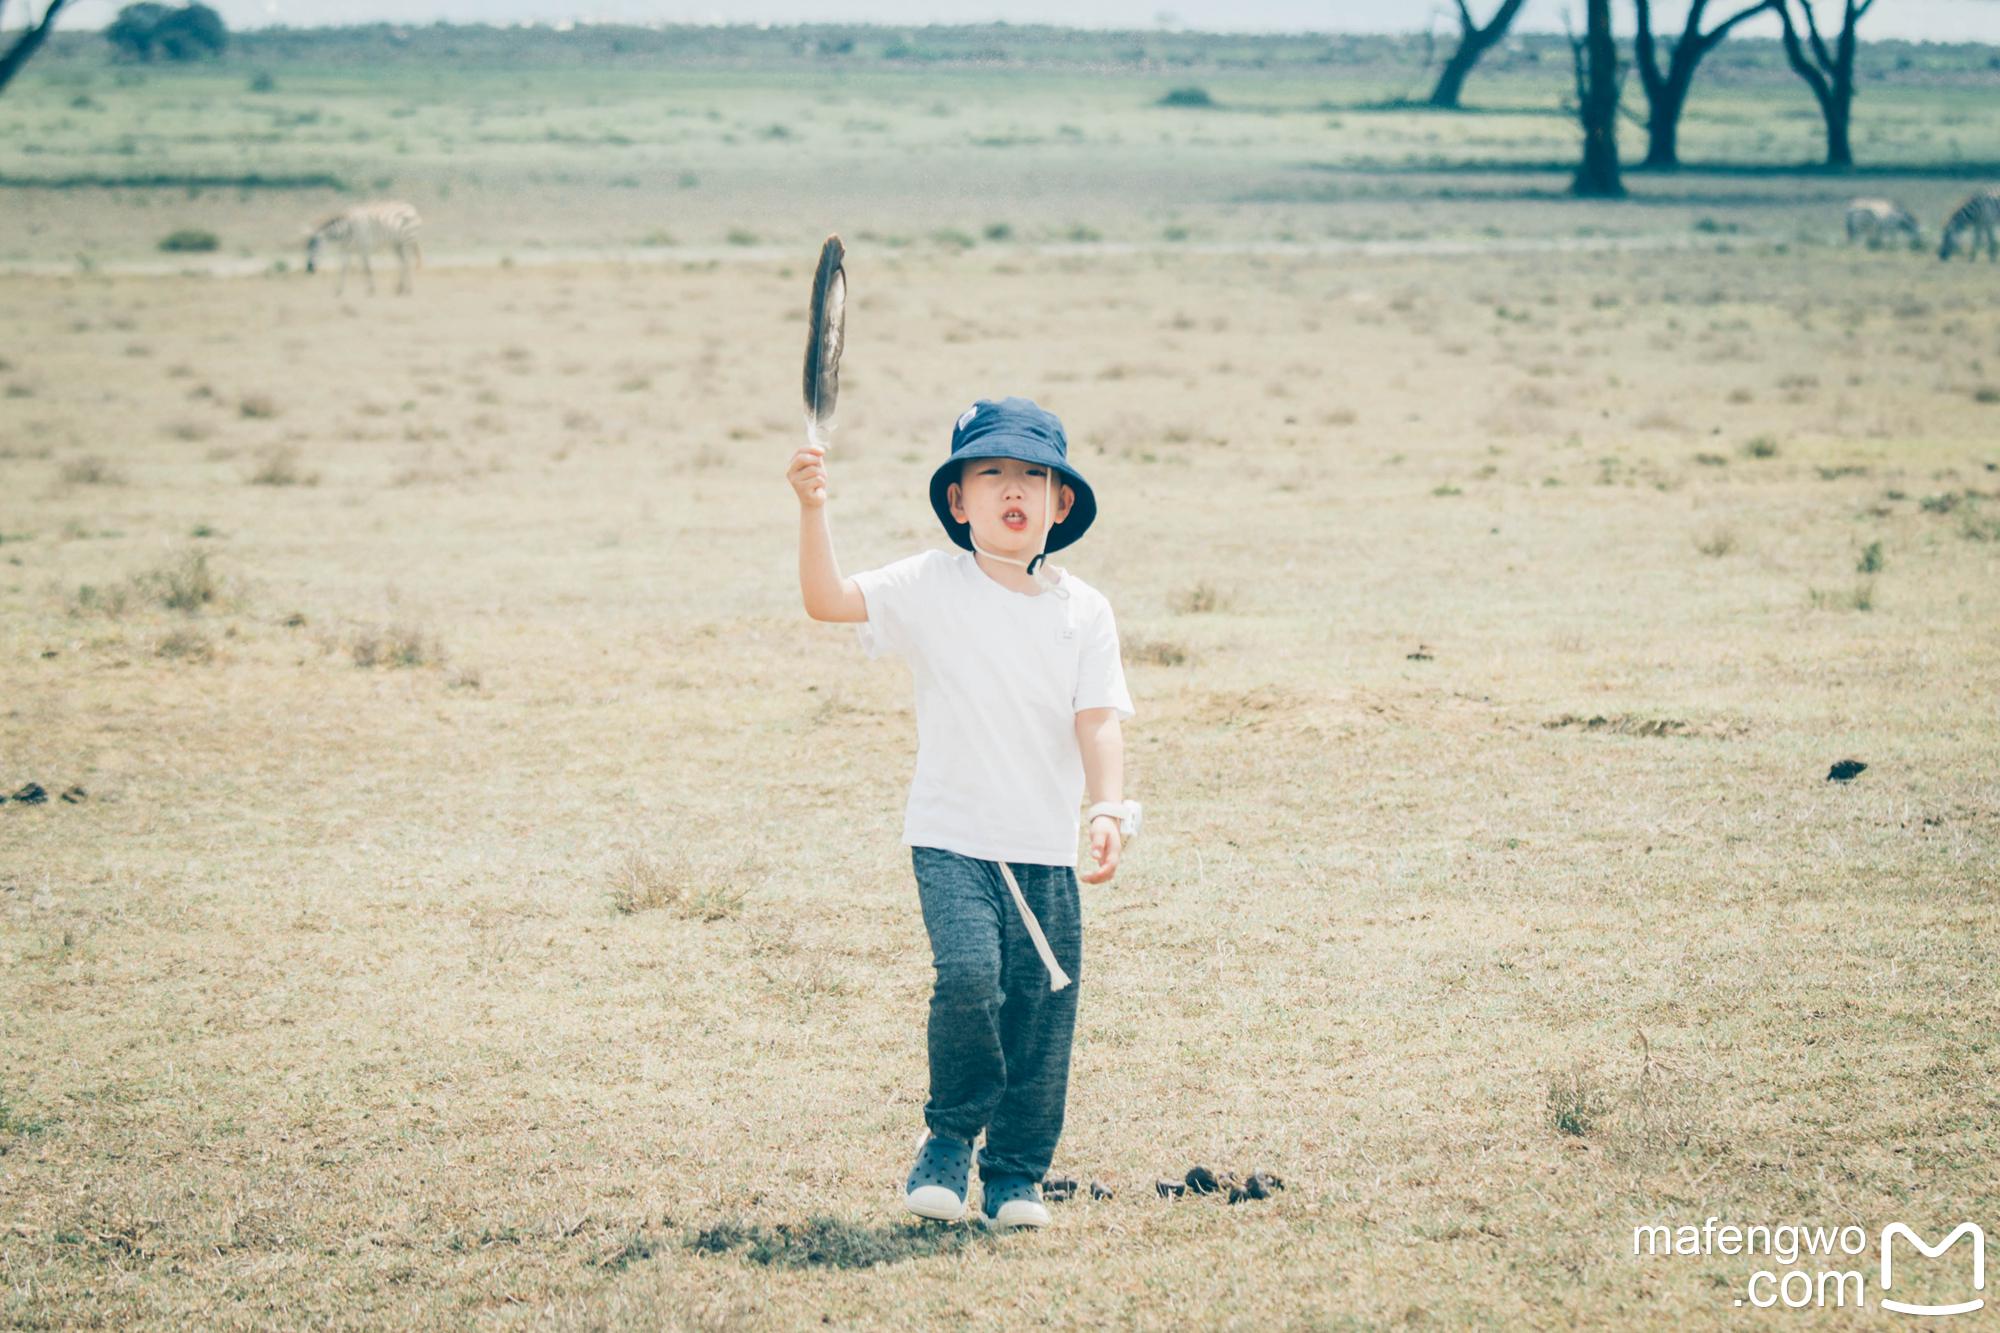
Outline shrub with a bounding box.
[1740,435,1779,459]
[158,228,219,253]
[145,551,220,612]
[107,3,227,62]
[725,226,759,246]
[1857,541,1885,574]
[238,393,278,419]
[1159,86,1214,107]
[982,222,1013,242]
[930,228,975,250]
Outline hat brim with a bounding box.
[929,443,1096,554]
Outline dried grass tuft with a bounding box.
[1171,582,1231,615]
[608,848,755,920]
[350,623,443,668]
[60,455,125,485]
[1545,1062,1612,1138]
[247,447,318,487]
[1123,634,1190,667]
[156,627,214,662]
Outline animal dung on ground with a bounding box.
[1827,759,1867,782]
[1230,1172,1286,1204]
[10,783,47,805]
[1040,1176,1078,1203]
[1154,1178,1186,1199]
[1185,1166,1223,1195]
[1089,1179,1114,1201]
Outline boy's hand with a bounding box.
[787,439,828,508]
[1082,815,1121,884]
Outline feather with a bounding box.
[802,234,846,445]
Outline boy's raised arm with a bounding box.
[788,439,868,623]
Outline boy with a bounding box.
[785,396,1139,1230]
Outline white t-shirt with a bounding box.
[853,549,1134,867]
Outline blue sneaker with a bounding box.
[980,1174,1051,1230]
[903,1130,973,1221]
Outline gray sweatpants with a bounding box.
[912,846,1082,1182]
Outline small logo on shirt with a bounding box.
[1055,627,1077,645]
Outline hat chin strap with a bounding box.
[969,471,1067,596]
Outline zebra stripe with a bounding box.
[1844,197,1918,248]
[1939,188,2000,262]
[306,201,423,294]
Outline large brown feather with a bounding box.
[802,235,846,437]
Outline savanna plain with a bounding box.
[2,31,1999,1332]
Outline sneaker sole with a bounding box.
[983,1202,1051,1230]
[904,1185,969,1222]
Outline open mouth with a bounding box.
[1002,508,1028,531]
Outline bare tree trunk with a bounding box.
[1633,0,1775,169]
[1427,0,1531,108]
[0,0,72,97]
[1571,0,1625,197]
[1777,0,1874,169]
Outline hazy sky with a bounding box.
[46,0,2000,42]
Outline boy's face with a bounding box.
[947,456,1074,558]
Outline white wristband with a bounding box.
[1086,800,1142,842]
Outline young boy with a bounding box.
[785,396,1139,1230]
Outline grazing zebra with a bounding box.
[1939,188,2000,262]
[1844,198,1920,249]
[304,201,422,295]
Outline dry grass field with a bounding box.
[4,30,2000,1333]
[4,236,1997,1331]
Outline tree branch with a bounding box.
[0,0,72,97]
[1473,0,1530,40]
[1633,0,1664,97]
[1776,1,1834,107]
[1798,0,1836,74]
[1696,0,1777,56]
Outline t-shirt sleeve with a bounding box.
[850,551,935,660]
[1074,594,1135,720]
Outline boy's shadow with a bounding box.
[691,1215,994,1269]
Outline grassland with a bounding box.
[5,26,2000,269]
[3,29,2000,1333]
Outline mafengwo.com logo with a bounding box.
[1631,1218,1985,1313]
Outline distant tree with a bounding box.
[1775,0,1875,167]
[1632,0,1776,168]
[1426,0,1531,108]
[1569,0,1625,196]
[0,0,76,96]
[105,2,226,63]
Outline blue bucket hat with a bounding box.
[928,397,1097,555]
